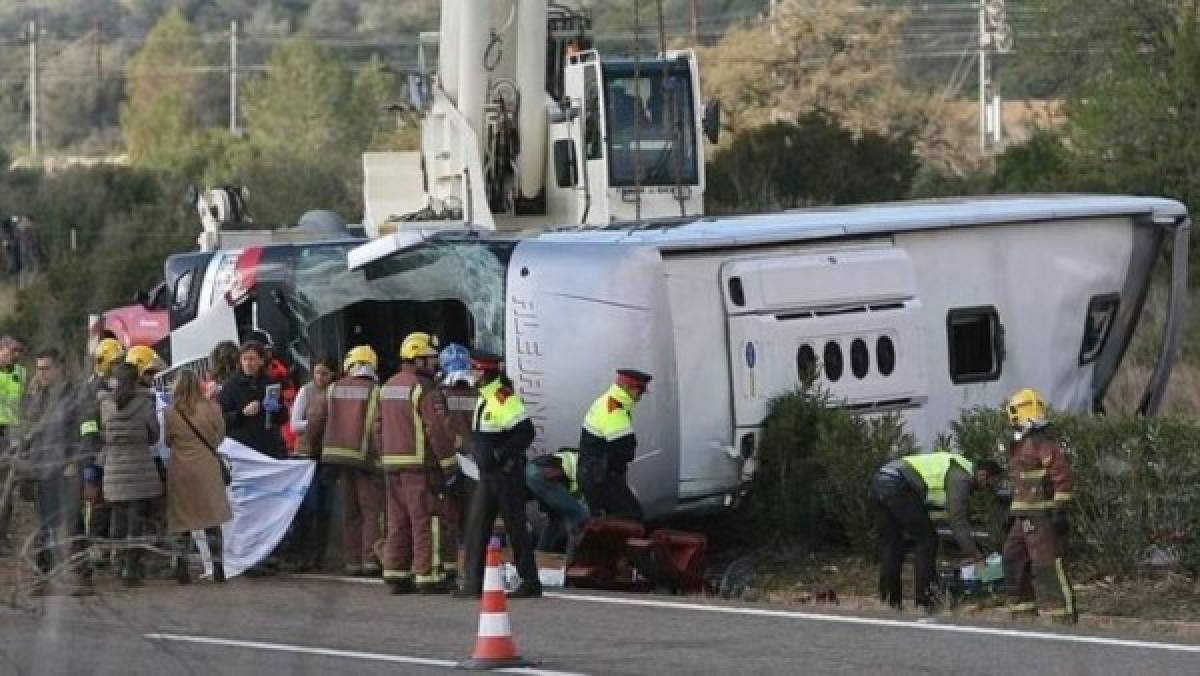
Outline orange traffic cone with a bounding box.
[459,536,536,670]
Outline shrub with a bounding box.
[949,408,1200,577]
[745,381,915,553]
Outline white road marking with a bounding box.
[545,592,1200,655]
[288,573,1200,654]
[143,633,584,675]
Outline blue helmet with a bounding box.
[439,343,471,375]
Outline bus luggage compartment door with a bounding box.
[720,247,929,432]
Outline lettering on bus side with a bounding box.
[511,294,549,455]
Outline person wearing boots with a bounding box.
[77,338,126,575]
[98,363,161,587]
[435,342,478,586]
[317,346,385,577]
[164,369,231,584]
[1002,388,1078,623]
[379,333,457,594]
[457,351,541,600]
[17,348,89,595]
[578,369,653,522]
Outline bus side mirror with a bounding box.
[703,99,721,144]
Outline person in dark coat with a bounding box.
[16,348,88,594]
[218,341,287,459]
[99,363,161,587]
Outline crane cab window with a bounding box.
[602,60,699,187]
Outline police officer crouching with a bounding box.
[872,450,1001,613]
[455,351,541,599]
[578,369,651,522]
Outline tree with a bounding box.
[706,111,917,213]
[120,8,215,170]
[41,34,123,151]
[697,0,974,171]
[242,35,355,163]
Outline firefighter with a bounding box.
[317,345,384,577]
[456,351,540,599]
[378,332,457,594]
[577,369,652,522]
[435,342,477,585]
[125,346,164,388]
[1002,388,1077,623]
[872,450,1001,612]
[78,338,127,573]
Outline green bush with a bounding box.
[746,382,916,553]
[949,409,1200,577]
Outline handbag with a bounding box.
[179,411,231,486]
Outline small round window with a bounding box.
[796,344,817,381]
[823,341,844,382]
[877,335,896,377]
[851,338,869,379]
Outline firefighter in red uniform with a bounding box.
[435,342,477,586]
[316,346,384,577]
[1002,388,1077,623]
[379,333,458,594]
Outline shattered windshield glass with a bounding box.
[291,239,512,356]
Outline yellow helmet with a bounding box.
[343,345,378,372]
[125,345,163,377]
[399,332,439,361]
[94,338,126,376]
[1006,388,1047,429]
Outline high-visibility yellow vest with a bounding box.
[556,450,580,496]
[901,451,974,509]
[0,365,25,427]
[582,384,634,442]
[473,379,528,433]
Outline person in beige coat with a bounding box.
[165,369,232,584]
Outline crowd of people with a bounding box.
[0,322,1080,622]
[0,328,653,601]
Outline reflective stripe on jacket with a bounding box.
[900,451,974,509]
[320,376,379,469]
[1008,430,1073,515]
[379,371,456,472]
[441,383,478,453]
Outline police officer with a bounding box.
[456,351,540,599]
[578,369,652,522]
[378,333,457,594]
[872,450,1001,612]
[0,336,27,553]
[317,346,384,577]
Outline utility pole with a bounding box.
[230,20,239,135]
[94,17,103,133]
[979,0,1013,154]
[689,0,699,45]
[28,20,39,161]
[977,2,987,154]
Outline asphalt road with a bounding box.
[1,575,1198,675]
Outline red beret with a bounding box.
[470,350,503,370]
